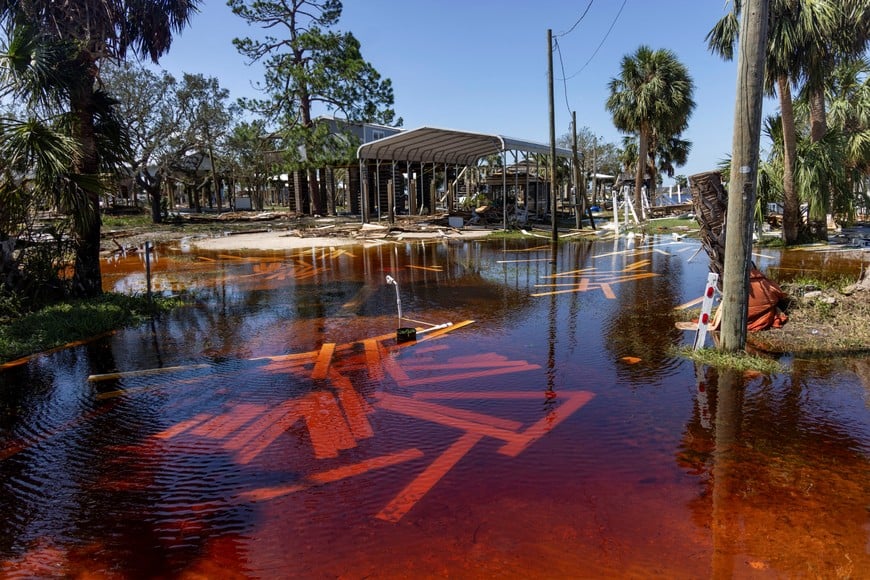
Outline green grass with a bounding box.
[672,345,785,374]
[102,212,153,229]
[0,293,183,364]
[642,217,698,234]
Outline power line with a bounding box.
[555,0,595,38]
[554,38,572,118]
[561,0,628,81]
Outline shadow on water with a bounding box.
[1,235,868,577]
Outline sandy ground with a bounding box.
[188,225,493,251]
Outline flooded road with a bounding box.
[1,234,868,578]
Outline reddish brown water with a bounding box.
[1,235,868,578]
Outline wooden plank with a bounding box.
[376,432,482,522]
[239,448,424,502]
[154,413,211,440]
[401,359,530,371]
[206,403,266,439]
[305,393,356,458]
[408,320,475,344]
[328,369,374,440]
[87,363,210,382]
[375,393,525,445]
[224,400,302,452]
[499,391,595,457]
[674,296,704,310]
[622,259,651,271]
[412,391,548,400]
[310,343,336,380]
[401,364,541,387]
[600,283,616,299]
[363,339,384,381]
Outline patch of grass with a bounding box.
[643,217,698,234]
[755,236,786,248]
[102,213,153,229]
[485,229,536,240]
[672,345,785,374]
[0,293,184,364]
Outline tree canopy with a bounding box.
[606,45,695,219]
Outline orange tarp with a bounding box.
[747,269,788,332]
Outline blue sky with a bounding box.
[152,0,757,184]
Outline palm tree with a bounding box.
[0,1,200,297]
[708,0,870,243]
[606,45,695,220]
[823,58,870,223]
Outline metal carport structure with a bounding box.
[356,127,574,228]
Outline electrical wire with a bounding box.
[555,0,595,38]
[561,0,628,81]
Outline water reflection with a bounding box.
[1,236,868,577]
[680,365,870,576]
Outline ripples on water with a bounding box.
[1,235,868,577]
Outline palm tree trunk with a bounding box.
[809,86,829,241]
[70,79,103,298]
[634,130,649,221]
[778,76,800,245]
[809,86,827,143]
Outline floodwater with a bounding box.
[1,233,868,578]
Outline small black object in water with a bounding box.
[396,327,416,342]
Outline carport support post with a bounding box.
[502,149,508,230]
[387,178,395,224]
[408,161,417,216]
[429,163,437,214]
[359,159,369,223]
[376,159,382,221]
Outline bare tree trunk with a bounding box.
[778,76,800,245]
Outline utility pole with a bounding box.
[572,111,582,229]
[721,0,769,351]
[548,29,558,242]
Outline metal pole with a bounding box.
[502,149,508,230]
[145,241,152,305]
[385,275,402,324]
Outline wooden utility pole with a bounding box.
[721,0,769,351]
[572,111,582,229]
[548,29,558,242]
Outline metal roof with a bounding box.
[357,126,573,166]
